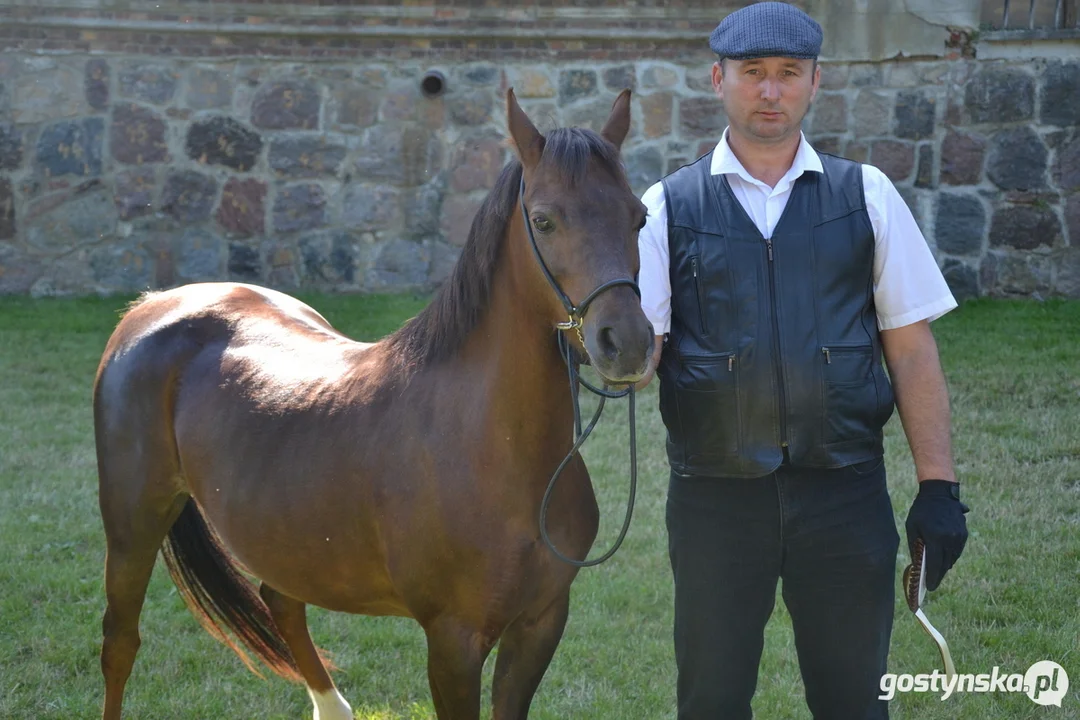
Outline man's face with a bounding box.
[712,57,820,143]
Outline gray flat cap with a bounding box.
[709,2,823,60]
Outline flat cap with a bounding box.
[709,2,823,61]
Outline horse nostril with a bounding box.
[598,326,621,362]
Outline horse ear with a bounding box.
[506,88,545,170]
[600,89,632,150]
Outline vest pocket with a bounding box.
[674,351,740,459]
[821,344,878,444]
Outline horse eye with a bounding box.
[532,216,554,233]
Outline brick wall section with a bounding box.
[0,9,1076,299]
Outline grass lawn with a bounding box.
[1,291,1078,719]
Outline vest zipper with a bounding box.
[765,237,788,448]
[677,350,735,369]
[691,255,709,335]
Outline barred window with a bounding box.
[980,0,1078,31]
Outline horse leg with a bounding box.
[424,617,494,720]
[490,591,571,720]
[99,484,186,720]
[258,584,353,720]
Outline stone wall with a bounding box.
[0,55,719,296]
[802,56,1080,300]
[0,1,1076,299]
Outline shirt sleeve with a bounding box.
[638,181,672,336]
[863,165,958,331]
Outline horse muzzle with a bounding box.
[581,294,654,384]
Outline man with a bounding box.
[633,3,970,718]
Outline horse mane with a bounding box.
[386,127,627,368]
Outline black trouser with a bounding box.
[666,457,899,720]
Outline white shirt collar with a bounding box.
[709,127,824,189]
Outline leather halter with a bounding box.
[518,173,641,568]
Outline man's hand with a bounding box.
[905,480,970,591]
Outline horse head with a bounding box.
[506,88,655,385]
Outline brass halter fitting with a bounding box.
[556,315,586,348]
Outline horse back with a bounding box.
[94,282,414,607]
[100,282,350,358]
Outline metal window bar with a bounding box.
[999,0,1078,28]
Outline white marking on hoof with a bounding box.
[307,686,353,720]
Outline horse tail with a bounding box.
[161,498,303,682]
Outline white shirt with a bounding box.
[638,129,957,335]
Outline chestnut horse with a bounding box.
[93,89,653,720]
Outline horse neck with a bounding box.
[454,221,577,442]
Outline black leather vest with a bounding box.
[657,150,895,478]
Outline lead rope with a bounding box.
[538,329,637,568]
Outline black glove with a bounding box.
[905,480,970,592]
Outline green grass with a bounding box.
[1,293,1078,719]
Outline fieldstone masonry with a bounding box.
[0,52,1076,300]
